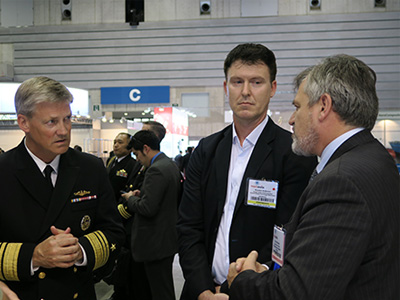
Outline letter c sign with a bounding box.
[129,89,141,102]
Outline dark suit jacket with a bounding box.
[0,141,125,300]
[126,152,182,262]
[230,130,400,300]
[177,119,317,299]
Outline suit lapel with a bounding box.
[233,120,276,216]
[15,142,52,210]
[215,126,233,218]
[38,149,79,238]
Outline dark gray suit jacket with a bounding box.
[177,119,317,299]
[230,130,400,300]
[126,152,182,262]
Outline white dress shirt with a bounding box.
[212,116,269,284]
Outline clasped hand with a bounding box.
[32,226,83,269]
[121,189,140,200]
[227,250,268,287]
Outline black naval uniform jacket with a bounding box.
[0,141,125,300]
[107,154,138,204]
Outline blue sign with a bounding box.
[101,86,170,104]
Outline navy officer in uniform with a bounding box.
[0,76,125,300]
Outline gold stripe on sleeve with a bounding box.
[0,242,22,281]
[84,231,110,270]
[117,204,132,219]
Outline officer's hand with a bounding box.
[32,226,82,269]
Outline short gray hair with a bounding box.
[15,76,73,117]
[294,54,379,130]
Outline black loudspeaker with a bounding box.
[200,1,211,15]
[126,0,144,26]
[61,0,72,20]
[375,0,386,7]
[309,0,321,10]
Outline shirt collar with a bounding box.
[317,127,364,173]
[116,154,128,162]
[24,138,61,174]
[150,151,162,165]
[232,115,269,147]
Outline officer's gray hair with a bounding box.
[15,76,73,117]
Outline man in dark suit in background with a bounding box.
[177,43,317,300]
[227,54,400,300]
[122,130,182,300]
[0,76,125,300]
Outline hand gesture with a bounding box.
[198,289,229,300]
[32,226,83,269]
[227,250,266,287]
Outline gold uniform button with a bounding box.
[38,272,46,279]
[73,267,78,273]
[73,293,79,299]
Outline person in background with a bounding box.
[111,121,167,300]
[174,150,183,170]
[177,43,317,300]
[106,132,137,203]
[0,76,125,300]
[227,54,399,300]
[180,146,193,177]
[73,145,82,152]
[142,120,166,142]
[122,130,182,300]
[101,132,140,300]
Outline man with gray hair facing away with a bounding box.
[227,54,399,300]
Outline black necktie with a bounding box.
[44,165,54,190]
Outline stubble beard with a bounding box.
[291,124,318,157]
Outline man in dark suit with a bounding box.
[0,76,125,300]
[122,130,182,300]
[177,43,317,299]
[227,55,400,300]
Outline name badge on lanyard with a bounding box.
[272,225,286,267]
[246,178,279,209]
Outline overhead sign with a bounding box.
[101,86,170,104]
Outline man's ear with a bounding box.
[270,80,277,98]
[143,144,150,155]
[223,80,228,97]
[17,114,30,133]
[318,93,333,121]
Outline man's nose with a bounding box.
[241,81,251,97]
